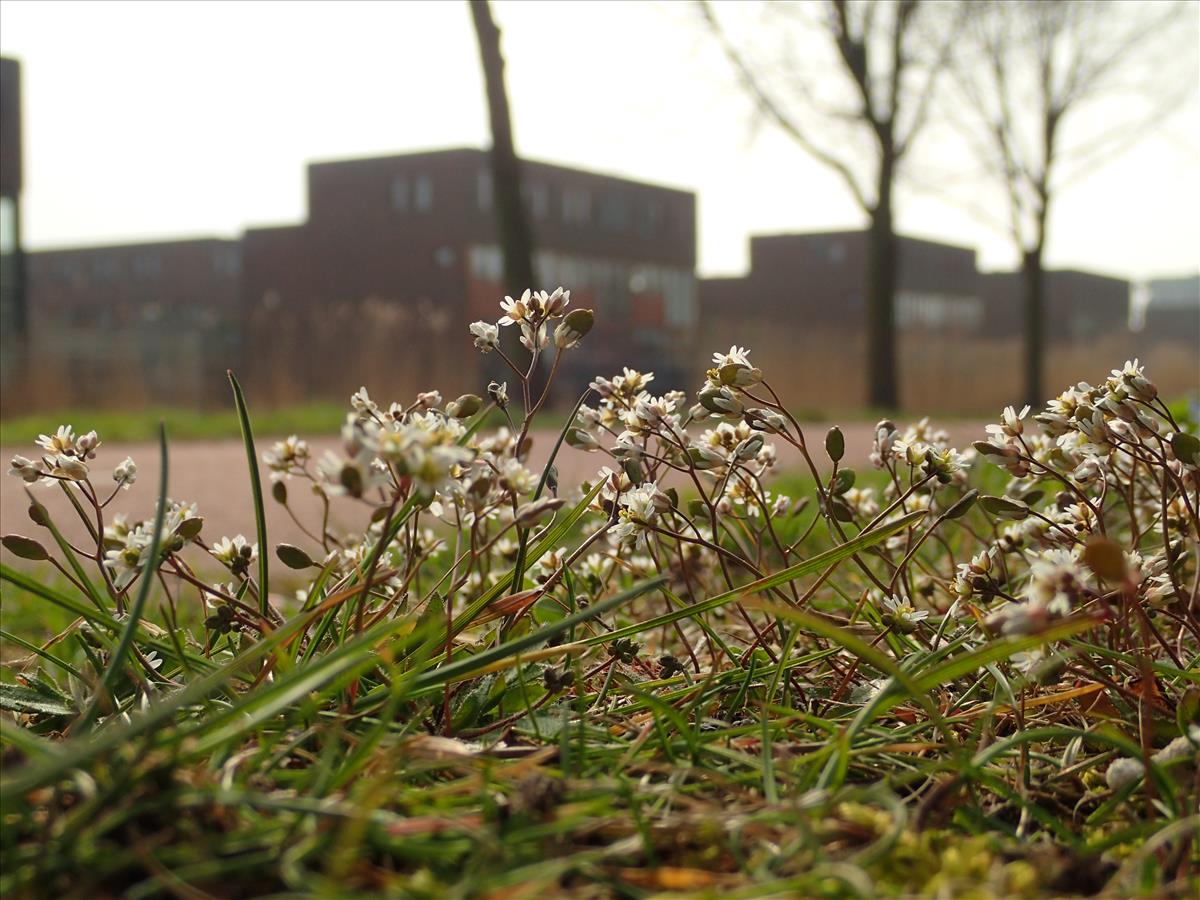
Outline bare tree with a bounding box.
[699,0,958,410]
[948,0,1193,407]
[469,0,535,310]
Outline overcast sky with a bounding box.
[1,0,1197,280]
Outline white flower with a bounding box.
[877,593,929,627]
[350,387,377,414]
[36,425,75,456]
[74,430,102,460]
[112,457,137,488]
[519,321,550,351]
[986,405,1030,441]
[316,449,387,498]
[263,435,310,476]
[712,345,751,367]
[470,321,499,352]
[8,455,42,483]
[212,534,255,562]
[50,455,89,481]
[498,459,537,496]
[498,290,532,326]
[1026,548,1085,615]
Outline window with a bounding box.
[391,175,410,212]
[600,195,631,232]
[213,246,241,277]
[477,170,493,211]
[562,187,591,225]
[828,241,846,264]
[93,256,120,280]
[523,182,549,220]
[414,174,434,211]
[468,245,503,282]
[433,246,456,269]
[638,201,664,237]
[132,253,163,280]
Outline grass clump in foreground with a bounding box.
[2,292,1198,898]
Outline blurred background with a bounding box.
[0,0,1197,431]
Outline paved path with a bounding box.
[1,420,988,554]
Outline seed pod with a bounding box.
[1170,431,1200,467]
[175,517,204,541]
[276,543,315,570]
[943,490,978,520]
[515,497,565,527]
[2,534,49,561]
[27,502,49,528]
[446,394,483,419]
[832,468,856,495]
[1083,536,1127,582]
[825,426,845,463]
[272,480,288,504]
[980,495,1029,520]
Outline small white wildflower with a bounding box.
[350,387,377,414]
[469,321,499,352]
[50,455,89,481]
[8,455,42,483]
[112,457,137,489]
[36,425,76,456]
[712,345,751,367]
[498,290,532,326]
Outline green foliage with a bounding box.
[1,324,1196,897]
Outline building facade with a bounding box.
[12,149,697,412]
[240,148,697,405]
[24,239,242,409]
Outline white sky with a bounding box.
[1,0,1197,280]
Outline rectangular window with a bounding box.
[600,195,631,232]
[415,174,434,211]
[523,182,549,220]
[477,170,493,211]
[213,247,241,277]
[562,187,591,225]
[391,175,410,212]
[132,253,163,280]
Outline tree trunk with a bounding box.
[1021,246,1045,408]
[469,0,535,385]
[866,166,899,410]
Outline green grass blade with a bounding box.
[409,575,667,692]
[227,370,270,615]
[77,423,169,731]
[586,509,925,647]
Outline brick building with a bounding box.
[701,231,984,334]
[25,238,242,408]
[1138,274,1199,349]
[240,148,697,405]
[697,231,1154,412]
[978,268,1131,342]
[11,148,697,412]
